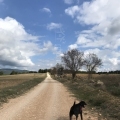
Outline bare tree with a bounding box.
[50,67,56,77]
[61,49,84,79]
[55,63,64,76]
[84,53,102,79]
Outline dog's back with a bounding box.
[69,102,81,116]
[69,101,86,120]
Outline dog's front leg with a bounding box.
[70,116,72,120]
[69,114,73,120]
[76,115,78,120]
[80,112,83,120]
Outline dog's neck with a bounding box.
[80,106,82,111]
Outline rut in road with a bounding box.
[0,73,105,120]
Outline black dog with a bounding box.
[69,101,87,120]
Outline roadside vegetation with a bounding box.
[0,73,46,106]
[50,48,120,120]
[53,73,120,120]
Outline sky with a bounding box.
[0,0,120,72]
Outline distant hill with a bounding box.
[0,68,29,75]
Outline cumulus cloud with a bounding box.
[0,17,39,67]
[69,44,78,49]
[39,41,58,53]
[42,7,51,13]
[0,17,59,69]
[47,22,62,30]
[66,0,120,70]
[65,0,120,25]
[65,5,80,18]
[84,48,120,71]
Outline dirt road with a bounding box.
[0,73,105,120]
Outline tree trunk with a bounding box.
[88,71,92,80]
[72,71,76,80]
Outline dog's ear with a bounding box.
[73,101,76,106]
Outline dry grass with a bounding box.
[54,73,120,120]
[0,73,46,106]
[0,73,45,89]
[80,74,120,96]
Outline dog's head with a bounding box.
[79,101,87,108]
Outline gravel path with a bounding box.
[0,73,106,120]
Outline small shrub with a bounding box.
[89,96,107,106]
[108,86,120,96]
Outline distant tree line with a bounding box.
[0,69,50,75]
[9,69,50,75]
[38,69,50,73]
[10,70,37,75]
[10,71,19,75]
[0,71,3,75]
[29,71,37,73]
[98,70,120,74]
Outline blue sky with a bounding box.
[0,0,120,72]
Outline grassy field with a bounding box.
[54,73,120,120]
[0,73,46,106]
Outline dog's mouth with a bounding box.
[83,103,87,108]
[80,101,87,108]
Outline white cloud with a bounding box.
[63,0,74,4]
[69,44,78,49]
[76,34,91,45]
[84,48,120,71]
[65,0,120,25]
[0,17,38,42]
[47,22,62,30]
[39,41,58,53]
[0,17,59,69]
[0,17,39,67]
[42,7,51,13]
[67,0,120,70]
[65,5,80,18]
[109,58,119,66]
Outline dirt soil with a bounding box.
[0,73,106,120]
